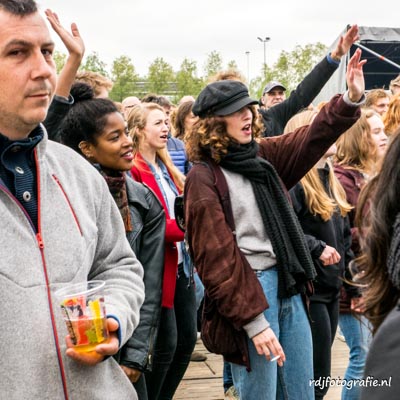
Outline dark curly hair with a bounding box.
[59,82,119,155]
[185,105,263,163]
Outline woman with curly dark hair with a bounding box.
[358,129,400,399]
[184,49,366,400]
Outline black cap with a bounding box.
[193,80,258,118]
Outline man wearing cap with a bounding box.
[260,25,359,137]
[260,81,287,110]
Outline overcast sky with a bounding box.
[38,0,399,80]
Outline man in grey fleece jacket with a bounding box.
[0,1,144,399]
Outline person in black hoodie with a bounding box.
[287,110,354,400]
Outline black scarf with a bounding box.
[219,140,316,298]
[98,167,132,232]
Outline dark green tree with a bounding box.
[80,51,109,76]
[175,58,204,102]
[254,42,327,99]
[147,57,175,95]
[109,55,138,102]
[53,51,67,74]
[227,60,238,70]
[203,50,223,79]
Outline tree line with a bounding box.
[54,43,327,104]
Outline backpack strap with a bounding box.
[198,160,237,238]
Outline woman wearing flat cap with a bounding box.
[184,49,366,400]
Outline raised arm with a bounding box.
[45,9,85,98]
[330,25,360,61]
[261,26,360,137]
[259,49,366,189]
[346,48,366,102]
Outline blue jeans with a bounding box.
[231,267,314,400]
[223,360,234,392]
[339,313,371,400]
[193,269,204,311]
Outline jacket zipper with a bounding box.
[146,327,155,369]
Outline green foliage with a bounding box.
[53,41,329,101]
[255,42,327,99]
[203,51,223,79]
[147,57,175,94]
[80,52,109,76]
[109,55,138,102]
[227,60,238,70]
[174,58,204,103]
[53,51,67,74]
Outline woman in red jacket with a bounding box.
[127,102,197,400]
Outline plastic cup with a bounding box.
[55,280,109,352]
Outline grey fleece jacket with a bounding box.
[0,128,144,399]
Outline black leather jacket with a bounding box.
[118,176,166,372]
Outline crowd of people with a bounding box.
[2,1,400,400]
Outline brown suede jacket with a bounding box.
[184,94,361,369]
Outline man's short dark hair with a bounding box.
[0,0,37,15]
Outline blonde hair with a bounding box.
[208,69,246,83]
[75,71,113,97]
[284,110,352,220]
[383,93,400,136]
[127,103,185,191]
[334,108,381,175]
[365,88,390,108]
[301,159,352,221]
[283,109,318,134]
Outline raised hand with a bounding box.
[45,9,85,98]
[346,48,367,102]
[45,9,85,62]
[331,25,360,61]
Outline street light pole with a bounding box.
[257,36,270,74]
[245,51,250,83]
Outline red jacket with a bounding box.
[130,153,184,308]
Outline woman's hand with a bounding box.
[319,245,341,266]
[331,25,359,61]
[251,327,286,367]
[351,296,366,313]
[346,48,367,103]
